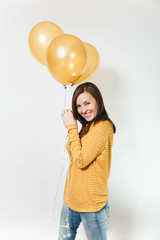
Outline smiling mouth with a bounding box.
[84,112,92,118]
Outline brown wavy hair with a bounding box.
[72,82,116,138]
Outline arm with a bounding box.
[66,122,106,169]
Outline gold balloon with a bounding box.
[46,34,88,85]
[28,21,64,65]
[73,42,100,84]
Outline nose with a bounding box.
[81,105,86,114]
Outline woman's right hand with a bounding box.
[61,109,77,127]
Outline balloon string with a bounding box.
[52,84,73,231]
[52,85,67,224]
[68,84,74,107]
[63,85,67,109]
[63,83,74,238]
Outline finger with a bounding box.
[64,109,68,114]
[62,110,66,115]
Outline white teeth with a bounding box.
[84,112,91,117]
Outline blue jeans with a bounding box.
[58,200,109,240]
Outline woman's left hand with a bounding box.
[61,109,77,127]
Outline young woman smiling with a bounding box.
[59,82,116,240]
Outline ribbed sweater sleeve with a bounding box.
[66,122,106,169]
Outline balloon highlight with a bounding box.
[46,34,88,85]
[28,21,100,85]
[28,21,64,65]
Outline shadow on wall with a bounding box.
[91,68,123,122]
[109,184,135,239]
[92,69,135,238]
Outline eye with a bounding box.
[85,102,90,105]
[76,105,80,109]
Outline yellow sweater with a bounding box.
[63,120,114,212]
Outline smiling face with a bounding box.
[76,91,98,122]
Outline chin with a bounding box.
[85,117,94,122]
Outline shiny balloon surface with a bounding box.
[74,42,100,84]
[28,21,64,65]
[46,34,88,85]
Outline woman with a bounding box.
[59,82,116,240]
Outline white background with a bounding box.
[0,0,160,239]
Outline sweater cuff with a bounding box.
[66,124,78,131]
